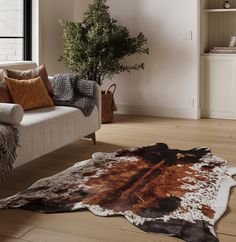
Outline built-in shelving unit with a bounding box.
[200,0,236,120]
[201,0,236,54]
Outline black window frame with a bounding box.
[0,0,32,61]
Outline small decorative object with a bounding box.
[229,35,236,47]
[59,0,149,123]
[223,0,231,9]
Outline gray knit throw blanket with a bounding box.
[51,74,95,116]
[0,124,19,182]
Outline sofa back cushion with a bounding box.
[6,65,53,96]
[0,62,37,71]
[5,77,54,111]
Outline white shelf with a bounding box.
[202,53,236,57]
[205,8,236,13]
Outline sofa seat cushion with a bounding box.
[15,105,99,167]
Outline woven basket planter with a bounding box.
[102,84,117,123]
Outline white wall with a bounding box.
[37,0,75,74]
[74,0,200,119]
[38,0,200,119]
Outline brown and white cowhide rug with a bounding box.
[0,143,236,242]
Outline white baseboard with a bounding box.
[202,110,236,120]
[116,104,200,119]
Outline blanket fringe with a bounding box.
[0,125,19,183]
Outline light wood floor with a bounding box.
[0,115,236,242]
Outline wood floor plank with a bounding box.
[21,228,178,242]
[21,228,103,242]
[216,222,236,236]
[0,220,33,239]
[218,234,236,242]
[0,236,29,242]
[0,210,178,242]
[0,115,236,242]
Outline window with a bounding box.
[0,0,32,62]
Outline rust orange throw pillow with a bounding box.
[5,77,54,111]
[6,65,53,96]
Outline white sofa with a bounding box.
[0,62,101,167]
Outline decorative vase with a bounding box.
[229,35,236,47]
[223,0,231,9]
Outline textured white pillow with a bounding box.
[0,69,7,82]
[0,103,24,125]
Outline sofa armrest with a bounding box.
[49,76,101,127]
[0,61,37,71]
[94,83,101,128]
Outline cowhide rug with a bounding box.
[0,143,236,242]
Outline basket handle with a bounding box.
[106,83,116,96]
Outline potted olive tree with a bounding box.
[60,0,149,122]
